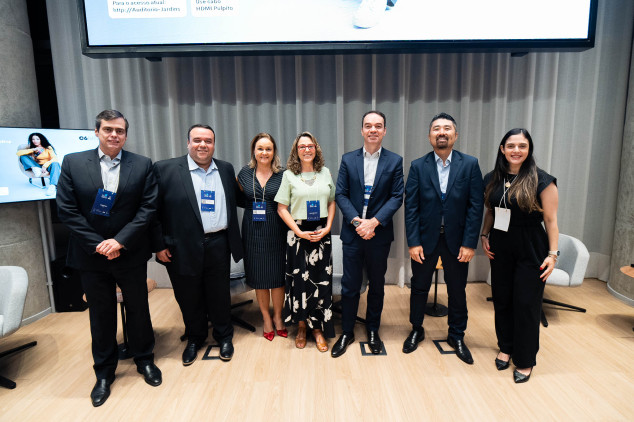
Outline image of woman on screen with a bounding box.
[237,133,288,342]
[275,132,336,352]
[16,132,61,196]
[480,128,559,383]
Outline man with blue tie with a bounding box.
[331,110,404,357]
[403,112,483,364]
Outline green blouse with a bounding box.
[274,167,335,220]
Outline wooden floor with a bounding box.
[1,279,633,421]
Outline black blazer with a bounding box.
[405,150,484,256]
[335,147,404,245]
[56,148,158,271]
[152,155,243,276]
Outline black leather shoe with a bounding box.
[513,368,532,383]
[90,376,115,407]
[137,363,162,386]
[219,341,234,361]
[402,328,425,354]
[495,352,510,371]
[182,341,202,366]
[446,337,474,365]
[331,333,355,358]
[367,330,382,354]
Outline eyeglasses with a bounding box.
[298,145,315,151]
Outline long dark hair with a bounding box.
[484,128,541,213]
[28,132,55,151]
[286,131,325,175]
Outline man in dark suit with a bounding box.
[331,110,404,357]
[403,112,483,365]
[56,109,162,407]
[152,124,243,366]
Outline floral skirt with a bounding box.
[282,218,335,338]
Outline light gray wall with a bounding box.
[608,45,634,306]
[0,0,51,320]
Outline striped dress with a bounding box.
[237,166,286,289]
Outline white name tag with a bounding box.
[494,207,511,232]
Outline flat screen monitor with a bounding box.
[77,0,598,57]
[0,127,99,204]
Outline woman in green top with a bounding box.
[275,132,336,352]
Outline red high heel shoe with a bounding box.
[275,328,288,338]
[263,330,275,341]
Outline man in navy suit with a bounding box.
[403,112,483,364]
[331,110,404,357]
[56,110,162,407]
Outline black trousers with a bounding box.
[167,231,233,344]
[340,237,391,334]
[81,264,155,380]
[409,234,468,341]
[490,226,547,368]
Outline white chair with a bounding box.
[540,233,589,326]
[0,266,37,389]
[486,233,590,327]
[331,235,369,325]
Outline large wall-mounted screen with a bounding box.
[78,0,597,57]
[0,128,99,204]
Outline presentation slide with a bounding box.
[0,128,99,204]
[83,0,593,47]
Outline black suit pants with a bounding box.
[168,231,233,344]
[340,237,391,334]
[409,234,468,340]
[81,265,155,379]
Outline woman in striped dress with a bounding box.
[237,133,288,341]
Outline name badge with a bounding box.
[253,201,266,222]
[306,200,320,221]
[364,185,372,206]
[494,207,511,232]
[201,190,215,212]
[90,188,116,217]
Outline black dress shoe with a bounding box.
[402,328,425,354]
[90,376,115,407]
[446,337,474,365]
[219,341,234,361]
[137,363,162,386]
[331,333,355,358]
[495,353,510,371]
[367,330,382,354]
[513,368,532,383]
[182,341,202,366]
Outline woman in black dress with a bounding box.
[480,128,559,383]
[237,133,287,341]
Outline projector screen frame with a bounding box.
[76,0,598,58]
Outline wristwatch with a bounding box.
[548,250,560,260]
[352,220,361,228]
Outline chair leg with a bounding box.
[118,302,132,360]
[542,298,586,313]
[425,269,449,317]
[231,299,256,332]
[0,341,37,389]
[332,299,367,325]
[541,309,549,327]
[0,375,16,389]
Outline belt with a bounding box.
[204,229,227,239]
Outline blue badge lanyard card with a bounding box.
[252,170,266,222]
[90,165,120,217]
